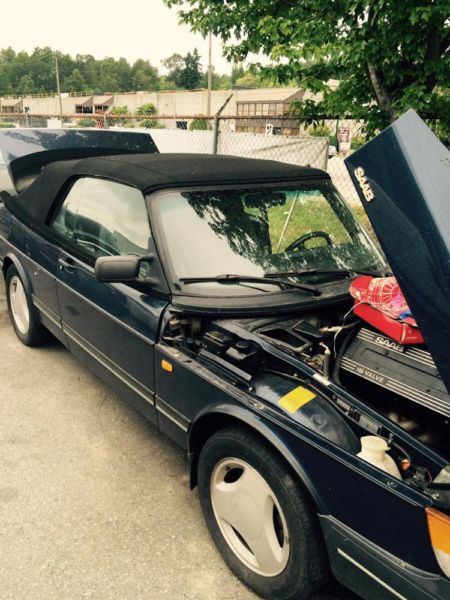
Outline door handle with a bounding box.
[58,257,77,273]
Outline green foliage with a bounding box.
[234,69,277,88]
[189,118,208,130]
[0,45,234,96]
[158,76,180,91]
[131,59,159,91]
[0,122,15,128]
[17,74,34,95]
[136,102,157,116]
[307,124,331,138]
[231,63,245,85]
[139,119,165,129]
[65,68,87,92]
[200,71,232,90]
[110,105,129,126]
[180,49,203,89]
[77,118,96,127]
[162,48,203,89]
[427,88,450,147]
[351,135,366,150]
[165,0,449,136]
[161,53,184,80]
[0,47,160,95]
[110,105,129,115]
[429,120,450,148]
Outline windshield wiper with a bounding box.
[264,267,387,279]
[179,274,321,295]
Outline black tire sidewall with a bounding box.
[5,266,44,346]
[197,427,328,600]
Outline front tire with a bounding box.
[5,266,49,346]
[197,426,329,600]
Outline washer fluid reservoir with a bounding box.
[357,436,402,479]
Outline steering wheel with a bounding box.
[285,230,333,253]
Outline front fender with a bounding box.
[188,402,327,512]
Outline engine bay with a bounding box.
[162,301,450,487]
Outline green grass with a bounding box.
[267,196,352,250]
[244,191,379,251]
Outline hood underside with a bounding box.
[345,110,450,404]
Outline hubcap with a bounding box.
[210,458,290,577]
[9,275,30,335]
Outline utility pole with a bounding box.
[55,54,63,117]
[207,31,213,118]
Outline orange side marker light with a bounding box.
[426,507,450,577]
[161,359,173,373]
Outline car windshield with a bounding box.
[153,182,386,295]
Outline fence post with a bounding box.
[211,93,233,155]
[212,116,219,154]
[323,137,329,171]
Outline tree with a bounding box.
[161,53,185,86]
[0,67,12,95]
[162,49,203,89]
[231,63,245,85]
[165,0,450,135]
[178,48,203,89]
[116,57,133,91]
[131,59,159,91]
[200,71,232,90]
[17,74,34,95]
[158,76,179,90]
[75,54,98,90]
[233,69,276,89]
[65,68,87,92]
[29,47,56,93]
[97,57,120,93]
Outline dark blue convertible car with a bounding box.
[0,113,449,599]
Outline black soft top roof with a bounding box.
[0,128,158,195]
[6,153,329,226]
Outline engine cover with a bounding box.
[341,328,450,418]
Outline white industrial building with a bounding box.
[0,86,325,119]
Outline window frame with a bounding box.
[47,175,152,268]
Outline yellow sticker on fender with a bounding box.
[278,386,316,413]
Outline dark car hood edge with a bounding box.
[345,109,450,406]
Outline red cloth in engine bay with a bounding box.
[353,303,424,345]
[350,275,424,345]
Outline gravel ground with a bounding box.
[0,278,357,600]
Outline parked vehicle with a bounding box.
[0,113,449,600]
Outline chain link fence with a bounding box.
[0,112,390,209]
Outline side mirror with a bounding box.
[95,255,142,283]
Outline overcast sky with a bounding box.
[1,0,235,74]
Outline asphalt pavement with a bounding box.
[0,278,357,600]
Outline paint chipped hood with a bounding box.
[345,110,450,400]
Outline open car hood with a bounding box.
[345,110,450,405]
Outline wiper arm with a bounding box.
[179,274,321,295]
[264,267,386,279]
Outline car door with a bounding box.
[49,177,168,424]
